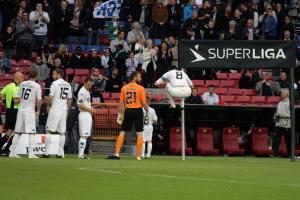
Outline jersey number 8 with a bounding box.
[176,72,182,79]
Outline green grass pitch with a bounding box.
[0,155,299,200]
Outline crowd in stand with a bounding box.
[0,0,300,98]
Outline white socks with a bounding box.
[9,134,20,154]
[142,142,152,158]
[142,142,146,158]
[29,134,35,155]
[45,133,51,155]
[78,138,87,157]
[58,135,65,156]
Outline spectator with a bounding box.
[105,67,123,93]
[183,0,193,22]
[0,51,11,74]
[107,17,119,39]
[86,49,101,70]
[15,11,34,60]
[30,55,49,81]
[38,97,49,134]
[110,30,130,54]
[29,2,50,53]
[131,32,145,71]
[56,0,72,43]
[276,3,286,38]
[170,39,178,67]
[261,7,277,40]
[86,0,105,45]
[281,15,294,40]
[215,4,232,33]
[41,44,54,66]
[2,26,16,59]
[239,70,254,89]
[203,20,219,40]
[183,10,201,39]
[69,0,85,36]
[240,3,252,21]
[202,85,219,105]
[55,44,70,67]
[43,0,55,43]
[101,48,113,77]
[186,88,203,104]
[69,46,87,69]
[167,0,182,37]
[142,39,157,87]
[223,20,241,40]
[273,89,290,157]
[241,19,259,40]
[151,0,169,39]
[255,71,278,96]
[91,67,107,93]
[127,22,145,47]
[283,30,292,40]
[52,57,66,76]
[125,52,138,81]
[156,41,172,78]
[232,9,245,33]
[198,0,211,37]
[275,71,289,95]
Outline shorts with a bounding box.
[166,84,191,98]
[5,108,18,130]
[78,112,92,137]
[46,108,67,134]
[15,111,36,133]
[143,125,153,142]
[121,108,143,132]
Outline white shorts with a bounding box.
[143,125,153,142]
[46,108,67,134]
[78,112,92,137]
[15,111,36,133]
[166,84,191,98]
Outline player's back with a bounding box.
[121,82,146,109]
[19,80,42,112]
[50,78,72,110]
[164,69,192,87]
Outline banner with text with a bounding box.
[93,0,122,18]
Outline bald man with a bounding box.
[0,72,24,156]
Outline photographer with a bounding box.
[29,2,50,53]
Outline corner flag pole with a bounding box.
[181,99,186,161]
[289,67,295,162]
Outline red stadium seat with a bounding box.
[251,96,266,104]
[196,128,219,155]
[66,68,75,75]
[18,59,32,67]
[169,127,192,155]
[228,73,242,80]
[228,88,243,95]
[74,76,83,84]
[220,80,235,88]
[205,80,220,87]
[10,59,18,67]
[215,88,228,95]
[216,73,228,80]
[12,67,24,73]
[222,127,245,155]
[108,109,119,128]
[74,69,90,76]
[94,108,109,128]
[192,80,204,87]
[235,96,251,104]
[252,127,272,156]
[220,96,235,104]
[1,74,14,81]
[111,93,120,100]
[102,92,110,100]
[242,89,256,96]
[198,87,207,95]
[266,96,280,105]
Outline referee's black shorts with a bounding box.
[121,108,144,132]
[5,108,18,130]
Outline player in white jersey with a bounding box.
[154,65,193,108]
[77,77,95,159]
[142,96,157,159]
[43,69,72,158]
[9,69,42,158]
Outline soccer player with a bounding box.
[43,68,72,158]
[9,69,42,158]
[154,65,193,108]
[142,96,158,159]
[77,77,95,159]
[107,71,148,160]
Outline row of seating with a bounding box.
[169,127,300,156]
[193,79,241,88]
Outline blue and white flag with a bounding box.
[93,0,122,18]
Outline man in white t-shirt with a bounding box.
[202,85,219,105]
[154,66,193,108]
[142,96,158,159]
[77,77,95,159]
[9,69,42,159]
[29,2,50,52]
[42,69,72,158]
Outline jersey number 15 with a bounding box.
[60,87,69,99]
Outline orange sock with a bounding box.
[114,134,125,156]
[136,135,143,158]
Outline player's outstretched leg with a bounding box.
[28,134,39,158]
[146,141,152,158]
[9,133,21,158]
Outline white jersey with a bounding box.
[77,86,91,113]
[49,78,72,110]
[143,107,158,126]
[157,69,193,87]
[16,80,42,112]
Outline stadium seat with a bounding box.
[220,80,235,88]
[94,108,109,128]
[266,96,280,105]
[108,109,119,128]
[22,66,30,75]
[111,93,120,100]
[252,127,272,156]
[215,88,227,95]
[169,127,193,155]
[66,36,80,43]
[12,66,24,73]
[216,73,228,80]
[74,69,90,76]
[66,68,75,76]
[220,96,235,104]
[10,59,18,67]
[192,80,204,87]
[205,80,220,87]
[102,92,110,100]
[243,89,256,96]
[228,73,241,80]
[196,128,219,155]
[1,74,14,81]
[251,96,266,104]
[74,76,83,84]
[222,127,245,155]
[197,87,207,95]
[228,88,243,95]
[235,96,251,104]
[18,59,32,67]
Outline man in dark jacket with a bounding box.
[167,0,182,37]
[69,46,87,69]
[186,88,203,104]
